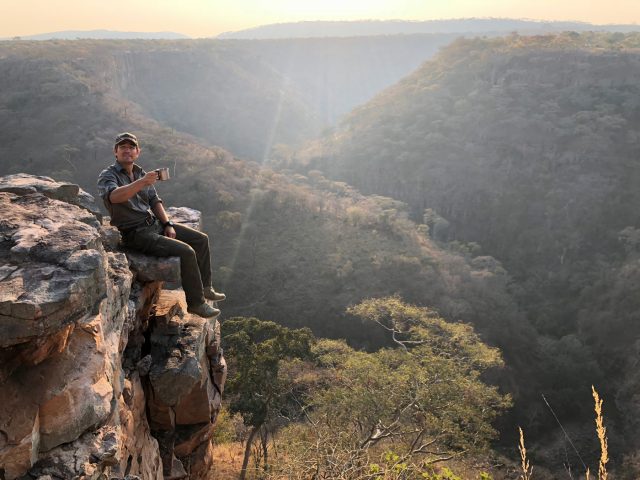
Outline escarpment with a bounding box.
[0,174,226,480]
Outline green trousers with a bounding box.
[123,221,212,306]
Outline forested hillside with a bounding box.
[0,39,529,384]
[0,35,449,164]
[0,39,322,165]
[288,32,640,462]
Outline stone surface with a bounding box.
[147,388,177,431]
[38,376,113,451]
[149,315,211,408]
[27,426,120,479]
[0,173,101,219]
[0,174,224,479]
[211,355,228,398]
[0,252,131,478]
[0,191,106,351]
[167,206,202,231]
[184,440,215,480]
[99,222,121,251]
[125,250,181,283]
[113,373,164,480]
[153,288,187,324]
[166,456,189,480]
[0,409,39,480]
[174,423,216,458]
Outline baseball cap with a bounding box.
[114,132,139,147]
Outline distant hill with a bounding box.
[229,34,458,125]
[0,36,458,160]
[0,39,323,161]
[218,18,640,39]
[4,29,190,40]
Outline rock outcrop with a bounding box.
[0,174,225,480]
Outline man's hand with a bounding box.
[141,171,158,186]
[164,225,176,239]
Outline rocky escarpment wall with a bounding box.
[0,174,226,480]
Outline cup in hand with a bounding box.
[156,168,170,181]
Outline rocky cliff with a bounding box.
[0,174,226,480]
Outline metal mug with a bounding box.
[156,168,170,181]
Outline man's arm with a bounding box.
[109,171,158,204]
[152,201,176,239]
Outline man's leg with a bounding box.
[172,223,212,289]
[127,224,206,306]
[172,223,225,301]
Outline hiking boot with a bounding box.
[204,287,226,302]
[187,302,220,318]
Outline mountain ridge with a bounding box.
[218,18,640,39]
[3,29,190,40]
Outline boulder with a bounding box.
[0,192,106,351]
[0,173,101,219]
[167,206,202,230]
[149,298,212,414]
[125,250,181,283]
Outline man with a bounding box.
[97,132,225,318]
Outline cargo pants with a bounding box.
[122,221,212,306]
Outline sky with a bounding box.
[1,0,639,38]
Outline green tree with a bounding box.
[222,317,315,480]
[271,297,511,478]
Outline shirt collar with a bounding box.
[114,162,143,175]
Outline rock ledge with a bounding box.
[0,175,225,480]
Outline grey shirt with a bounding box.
[97,162,163,231]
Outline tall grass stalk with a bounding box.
[518,427,533,480]
[592,386,608,480]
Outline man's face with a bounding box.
[114,141,140,166]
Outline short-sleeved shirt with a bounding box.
[97,162,163,231]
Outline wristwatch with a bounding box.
[162,220,175,228]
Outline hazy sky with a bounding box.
[1,0,639,38]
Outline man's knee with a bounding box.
[177,243,197,260]
[176,225,209,247]
[192,231,209,246]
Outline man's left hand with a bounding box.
[164,226,176,238]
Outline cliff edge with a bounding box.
[0,174,226,480]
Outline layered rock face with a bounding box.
[0,174,226,480]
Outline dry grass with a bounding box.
[209,442,245,480]
[517,387,610,480]
[518,427,533,480]
[592,386,609,480]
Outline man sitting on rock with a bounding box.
[97,132,224,318]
